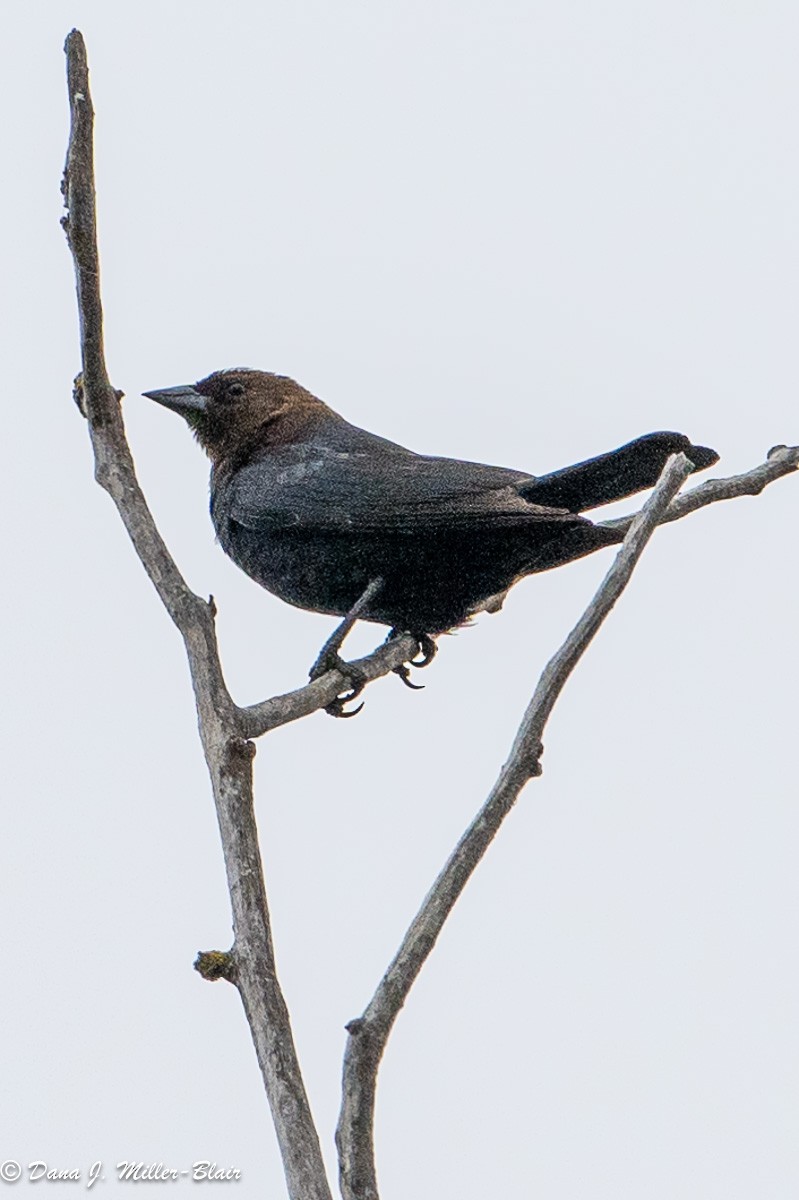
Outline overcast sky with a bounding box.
[3,2,798,1197]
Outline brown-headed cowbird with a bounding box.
[144,369,718,639]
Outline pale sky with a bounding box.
[3,3,798,1197]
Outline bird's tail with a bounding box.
[519,432,718,513]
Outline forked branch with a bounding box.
[335,452,693,1200]
[334,444,797,1198]
[61,28,796,1200]
[600,444,799,537]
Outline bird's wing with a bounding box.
[224,445,578,533]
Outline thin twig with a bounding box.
[239,633,421,736]
[599,444,799,537]
[61,30,332,1200]
[335,453,694,1200]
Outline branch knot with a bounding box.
[194,950,237,984]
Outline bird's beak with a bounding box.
[142,384,208,416]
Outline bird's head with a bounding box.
[143,368,331,462]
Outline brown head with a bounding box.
[143,369,334,465]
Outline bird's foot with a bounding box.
[307,577,385,716]
[308,650,368,718]
[386,630,438,690]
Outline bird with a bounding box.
[144,368,718,711]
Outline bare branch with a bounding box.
[335,453,694,1200]
[600,444,799,537]
[61,31,332,1200]
[239,633,422,736]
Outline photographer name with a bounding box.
[117,1163,241,1183]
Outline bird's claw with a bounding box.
[392,663,425,690]
[409,633,437,668]
[324,664,367,716]
[309,651,368,718]
[387,630,438,690]
[324,687,366,718]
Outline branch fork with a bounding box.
[62,28,796,1200]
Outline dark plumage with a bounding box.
[143,369,718,636]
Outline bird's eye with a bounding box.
[225,382,246,399]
